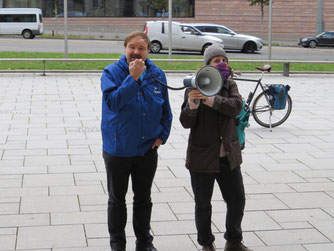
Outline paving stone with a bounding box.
[153,235,197,251]
[267,208,334,223]
[0,228,16,235]
[279,221,313,229]
[51,211,106,225]
[25,155,70,166]
[48,164,96,173]
[151,220,199,235]
[23,174,75,187]
[0,235,16,250]
[0,203,19,214]
[308,218,334,241]
[247,170,306,184]
[16,225,86,249]
[0,166,47,175]
[0,178,22,188]
[0,214,49,227]
[0,187,48,198]
[20,196,79,213]
[50,185,104,196]
[255,229,330,245]
[251,245,307,251]
[275,192,334,209]
[303,243,334,251]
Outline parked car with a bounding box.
[298,31,334,48]
[144,21,224,54]
[0,8,43,39]
[189,23,263,53]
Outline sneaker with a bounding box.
[224,241,253,251]
[202,243,216,251]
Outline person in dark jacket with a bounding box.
[101,31,172,251]
[179,43,252,251]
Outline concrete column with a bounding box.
[0,0,3,8]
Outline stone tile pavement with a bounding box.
[0,72,334,251]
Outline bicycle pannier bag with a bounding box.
[267,84,290,110]
[236,101,250,150]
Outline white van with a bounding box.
[144,21,224,54]
[0,8,44,39]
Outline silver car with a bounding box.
[190,23,263,53]
[144,21,224,54]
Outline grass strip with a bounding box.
[0,52,333,72]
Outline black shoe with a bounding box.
[224,241,253,251]
[135,245,158,251]
[202,243,216,251]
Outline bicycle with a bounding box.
[233,64,292,130]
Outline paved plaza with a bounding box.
[0,72,334,251]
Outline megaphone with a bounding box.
[183,65,223,96]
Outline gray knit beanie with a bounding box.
[204,43,228,65]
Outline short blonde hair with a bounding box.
[124,31,151,50]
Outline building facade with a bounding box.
[1,0,333,40]
[0,0,194,18]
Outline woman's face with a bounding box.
[209,56,228,67]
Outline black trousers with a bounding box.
[190,157,245,246]
[103,148,158,250]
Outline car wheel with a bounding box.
[309,40,317,48]
[201,43,212,55]
[242,42,256,53]
[150,41,161,53]
[22,30,33,39]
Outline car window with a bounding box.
[322,32,334,39]
[204,27,218,33]
[194,26,215,33]
[216,27,232,34]
[322,32,331,38]
[181,25,200,35]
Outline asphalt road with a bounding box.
[1,37,334,61]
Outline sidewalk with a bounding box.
[0,73,334,251]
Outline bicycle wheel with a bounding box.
[252,91,292,128]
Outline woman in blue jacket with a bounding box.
[101,31,172,251]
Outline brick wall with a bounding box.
[44,0,334,41]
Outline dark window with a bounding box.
[324,32,334,39]
[204,27,219,33]
[1,0,194,18]
[0,14,37,23]
[39,14,43,22]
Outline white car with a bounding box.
[190,23,263,53]
[144,21,224,54]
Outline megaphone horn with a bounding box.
[183,65,223,96]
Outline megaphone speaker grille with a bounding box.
[195,66,223,96]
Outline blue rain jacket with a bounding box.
[101,55,173,157]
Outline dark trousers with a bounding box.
[103,148,158,250]
[190,157,245,246]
